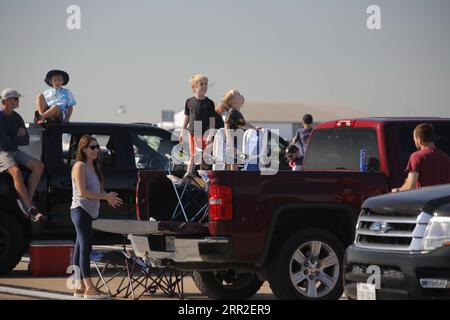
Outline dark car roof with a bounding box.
[32,122,175,135]
[59,122,161,129]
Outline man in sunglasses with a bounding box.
[0,88,45,221]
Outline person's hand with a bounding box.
[17,127,27,137]
[391,188,399,193]
[105,192,123,208]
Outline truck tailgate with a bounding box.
[93,219,209,236]
[135,170,209,237]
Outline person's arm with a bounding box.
[292,129,300,145]
[10,114,29,146]
[180,100,190,143]
[0,117,16,150]
[206,116,215,143]
[180,115,189,143]
[66,89,77,107]
[392,172,419,192]
[393,153,420,192]
[65,106,74,122]
[72,162,122,207]
[205,102,216,143]
[73,163,107,200]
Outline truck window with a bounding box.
[62,133,117,168]
[19,124,43,161]
[434,123,450,156]
[130,133,175,170]
[397,123,450,171]
[303,128,380,171]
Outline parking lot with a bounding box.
[0,248,277,301]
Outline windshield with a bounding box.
[303,128,380,171]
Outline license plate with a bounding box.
[357,283,376,300]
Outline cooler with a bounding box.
[28,240,74,277]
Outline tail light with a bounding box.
[208,185,233,221]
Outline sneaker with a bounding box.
[83,289,111,300]
[74,288,85,298]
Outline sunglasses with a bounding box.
[88,145,100,150]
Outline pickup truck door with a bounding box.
[45,127,133,231]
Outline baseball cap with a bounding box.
[1,88,24,100]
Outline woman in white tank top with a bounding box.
[70,135,123,299]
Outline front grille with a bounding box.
[350,263,404,280]
[355,209,432,251]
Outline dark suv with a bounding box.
[345,184,450,300]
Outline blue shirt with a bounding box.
[43,87,76,112]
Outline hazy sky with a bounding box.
[1,0,449,123]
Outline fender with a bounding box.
[256,203,358,266]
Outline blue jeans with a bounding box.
[71,207,93,279]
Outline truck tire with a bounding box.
[0,214,27,275]
[192,271,264,300]
[268,228,344,300]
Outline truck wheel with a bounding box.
[192,271,264,300]
[268,228,344,300]
[0,214,27,275]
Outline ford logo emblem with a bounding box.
[370,221,390,233]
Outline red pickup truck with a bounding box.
[133,118,450,300]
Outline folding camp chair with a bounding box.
[165,155,209,223]
[91,244,186,300]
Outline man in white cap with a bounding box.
[1,88,45,221]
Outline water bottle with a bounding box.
[360,147,367,172]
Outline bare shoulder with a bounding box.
[72,161,86,173]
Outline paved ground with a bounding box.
[0,248,276,300]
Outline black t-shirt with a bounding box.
[215,112,225,129]
[225,109,246,130]
[184,97,216,134]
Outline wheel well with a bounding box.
[264,207,357,264]
[0,196,32,241]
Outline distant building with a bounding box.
[158,102,369,140]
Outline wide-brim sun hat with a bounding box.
[45,70,70,86]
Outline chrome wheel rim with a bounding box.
[289,240,340,298]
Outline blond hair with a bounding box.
[189,74,208,88]
[215,101,227,113]
[221,89,240,108]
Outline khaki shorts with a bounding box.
[0,150,35,173]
